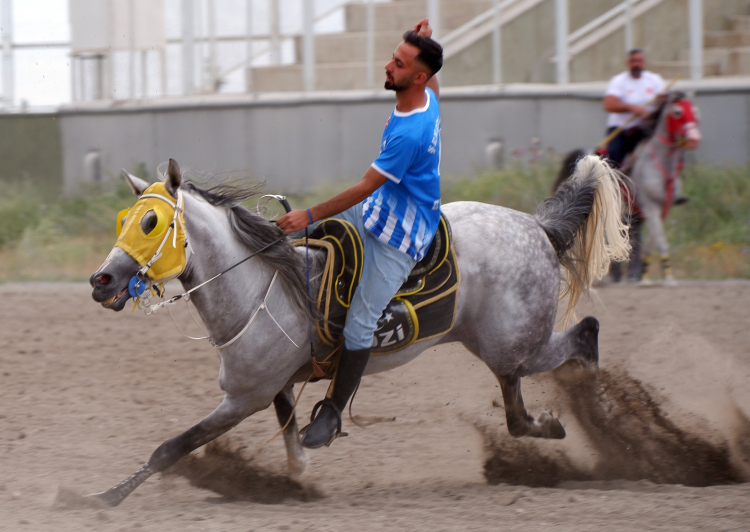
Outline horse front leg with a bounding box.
[273,384,308,480]
[641,205,675,285]
[90,394,256,507]
[497,374,566,439]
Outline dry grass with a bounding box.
[1,158,748,282]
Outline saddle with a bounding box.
[294,215,460,355]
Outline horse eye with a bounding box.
[141,210,158,235]
[671,105,683,118]
[120,215,128,228]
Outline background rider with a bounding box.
[603,48,666,168]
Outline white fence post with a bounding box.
[303,0,315,91]
[246,0,253,92]
[492,0,501,85]
[0,0,12,107]
[366,0,375,89]
[129,0,136,99]
[182,0,195,95]
[555,0,569,84]
[208,0,217,91]
[689,0,703,79]
[426,0,440,41]
[270,0,280,65]
[625,0,633,51]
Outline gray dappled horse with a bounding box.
[554,92,701,284]
[627,92,701,284]
[89,155,629,506]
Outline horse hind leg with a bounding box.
[497,374,566,439]
[493,317,600,440]
[273,384,308,480]
[530,316,600,375]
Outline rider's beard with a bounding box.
[630,66,643,78]
[384,73,411,92]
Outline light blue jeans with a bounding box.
[297,205,416,351]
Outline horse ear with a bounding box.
[166,158,182,195]
[122,169,149,196]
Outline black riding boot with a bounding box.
[301,347,370,449]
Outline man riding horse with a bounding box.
[602,49,666,169]
[601,50,700,282]
[276,19,443,449]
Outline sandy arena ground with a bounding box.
[1,281,749,531]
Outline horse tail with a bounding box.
[535,154,631,327]
[551,148,587,194]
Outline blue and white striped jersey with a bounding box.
[365,87,441,261]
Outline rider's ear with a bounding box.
[166,158,182,196]
[122,169,149,196]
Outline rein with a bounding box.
[143,234,286,313]
[648,135,684,220]
[129,189,296,349]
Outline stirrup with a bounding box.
[310,399,343,434]
[300,399,347,447]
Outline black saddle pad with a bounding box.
[294,214,460,355]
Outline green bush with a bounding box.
[0,157,748,282]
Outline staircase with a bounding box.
[250,0,494,92]
[249,0,750,93]
[653,12,750,78]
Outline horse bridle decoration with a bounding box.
[115,178,296,349]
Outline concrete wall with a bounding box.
[57,78,750,193]
[0,114,62,192]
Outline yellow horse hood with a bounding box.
[115,182,187,281]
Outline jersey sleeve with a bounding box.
[605,75,624,98]
[371,131,417,184]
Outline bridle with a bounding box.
[126,190,296,350]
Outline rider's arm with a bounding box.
[415,19,439,100]
[427,75,439,100]
[277,167,387,234]
[603,94,646,116]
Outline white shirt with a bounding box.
[605,70,666,129]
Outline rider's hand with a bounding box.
[276,209,312,235]
[629,104,649,118]
[414,18,432,39]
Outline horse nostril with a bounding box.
[95,273,112,287]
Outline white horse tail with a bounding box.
[534,154,631,326]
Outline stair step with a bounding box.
[728,15,750,33]
[344,0,493,32]
[704,30,750,48]
[650,60,722,79]
[251,62,388,92]
[729,47,750,75]
[679,47,732,75]
[678,46,750,76]
[293,31,404,64]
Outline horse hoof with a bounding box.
[538,412,566,439]
[664,276,678,287]
[86,490,123,507]
[287,454,308,481]
[638,278,654,287]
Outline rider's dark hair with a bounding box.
[403,30,443,76]
[628,48,644,56]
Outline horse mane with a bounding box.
[640,90,686,138]
[181,180,316,319]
